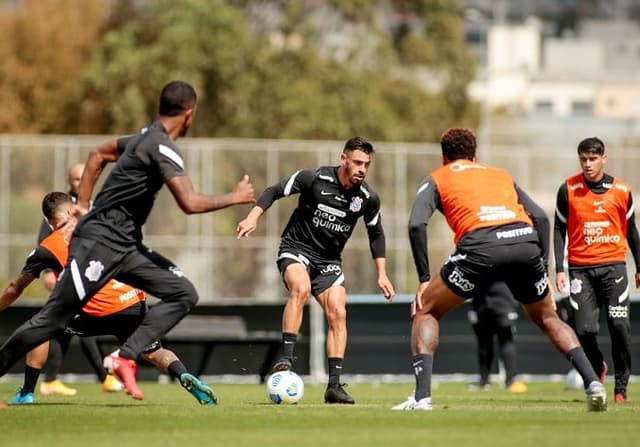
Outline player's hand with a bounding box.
[233,175,255,205]
[555,272,569,295]
[377,275,395,302]
[73,202,89,218]
[635,271,640,289]
[411,281,430,318]
[236,217,257,239]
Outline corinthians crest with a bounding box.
[349,196,363,212]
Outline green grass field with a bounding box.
[0,381,638,447]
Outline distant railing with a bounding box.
[2,134,640,302]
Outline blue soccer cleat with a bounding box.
[9,389,35,405]
[180,373,217,406]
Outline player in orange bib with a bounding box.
[0,192,216,406]
[392,128,606,412]
[554,137,640,404]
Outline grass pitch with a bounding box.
[0,381,638,447]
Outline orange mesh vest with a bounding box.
[430,160,532,244]
[565,173,630,266]
[40,228,145,316]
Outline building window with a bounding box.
[533,101,553,115]
[572,101,593,116]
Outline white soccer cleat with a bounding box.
[391,396,433,411]
[586,381,607,412]
[391,396,416,410]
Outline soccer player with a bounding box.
[392,128,607,412]
[2,192,216,405]
[467,281,527,393]
[36,163,122,396]
[0,80,255,401]
[237,136,395,404]
[554,137,640,404]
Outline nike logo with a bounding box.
[593,200,605,206]
[615,276,624,284]
[320,191,333,196]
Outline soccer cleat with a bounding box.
[103,353,143,400]
[599,361,608,384]
[102,374,124,393]
[391,395,432,411]
[391,395,416,410]
[9,389,35,405]
[180,373,217,406]
[324,384,355,404]
[585,381,607,412]
[507,381,528,394]
[39,379,77,396]
[271,357,292,373]
[614,392,628,404]
[467,382,491,391]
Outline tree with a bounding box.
[0,0,105,133]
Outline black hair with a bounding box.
[158,80,197,117]
[577,137,605,155]
[42,192,73,220]
[343,136,375,154]
[440,128,476,161]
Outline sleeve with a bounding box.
[256,169,315,211]
[516,184,550,268]
[151,138,187,183]
[553,183,569,273]
[116,135,134,155]
[625,192,640,272]
[21,247,63,278]
[408,176,439,282]
[363,193,385,259]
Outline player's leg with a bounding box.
[468,309,493,390]
[272,255,312,372]
[113,248,198,361]
[8,342,49,405]
[78,336,122,392]
[393,272,466,411]
[599,264,631,403]
[315,284,353,404]
[142,347,216,405]
[39,332,77,396]
[520,289,605,411]
[570,269,606,381]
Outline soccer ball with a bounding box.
[266,371,304,405]
[566,368,584,390]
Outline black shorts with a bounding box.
[276,248,344,297]
[568,263,630,334]
[65,302,161,354]
[441,241,548,304]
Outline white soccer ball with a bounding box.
[266,371,304,405]
[566,368,584,390]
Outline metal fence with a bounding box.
[2,134,640,304]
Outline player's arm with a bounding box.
[624,193,640,287]
[408,176,439,284]
[515,184,550,265]
[552,183,570,292]
[0,273,36,312]
[75,138,122,214]
[167,174,255,215]
[236,169,314,238]
[364,196,395,301]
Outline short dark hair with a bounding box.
[343,136,375,154]
[158,80,197,117]
[42,192,73,220]
[440,128,476,161]
[577,137,605,155]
